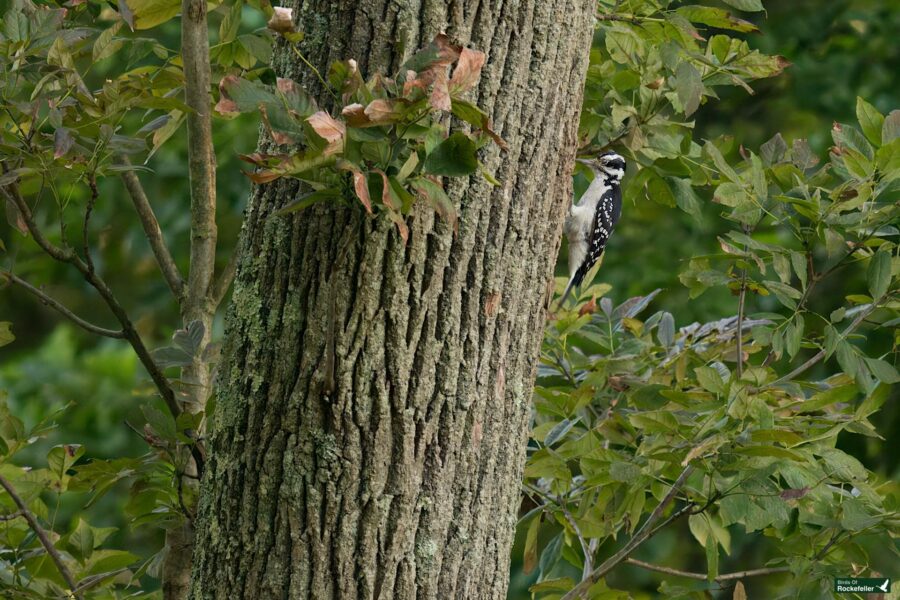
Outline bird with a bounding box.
[558,151,626,307]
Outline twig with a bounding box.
[0,510,23,521]
[766,294,887,388]
[209,248,238,306]
[83,174,98,274]
[561,465,695,600]
[0,473,83,600]
[736,268,747,379]
[560,507,594,581]
[0,271,125,339]
[624,558,790,582]
[120,162,185,300]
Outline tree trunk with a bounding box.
[189,1,595,598]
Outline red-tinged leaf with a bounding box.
[780,487,810,501]
[267,6,295,33]
[306,111,345,154]
[238,152,290,167]
[5,198,28,235]
[342,103,370,127]
[243,169,282,184]
[215,75,240,116]
[402,69,428,97]
[364,99,402,124]
[54,127,73,159]
[430,69,451,112]
[449,47,485,94]
[387,208,409,244]
[259,104,293,145]
[579,296,597,316]
[374,170,396,210]
[410,176,457,232]
[350,169,372,214]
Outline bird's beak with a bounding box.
[575,158,594,165]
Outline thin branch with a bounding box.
[119,163,185,300]
[561,465,695,600]
[736,268,747,379]
[181,0,218,319]
[624,558,790,582]
[766,294,887,389]
[209,247,238,307]
[2,182,205,473]
[0,473,83,600]
[83,174,98,274]
[0,271,125,338]
[0,510,23,521]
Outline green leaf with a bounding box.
[760,133,787,165]
[864,358,900,384]
[274,189,342,216]
[93,22,124,62]
[523,512,541,575]
[676,6,758,32]
[544,417,579,447]
[795,384,856,413]
[721,0,764,12]
[882,110,900,144]
[675,61,702,117]
[658,312,675,347]
[69,518,95,562]
[410,177,457,231]
[867,248,891,299]
[125,0,180,29]
[666,177,702,220]
[0,322,14,348]
[705,141,740,182]
[856,97,885,146]
[423,133,478,176]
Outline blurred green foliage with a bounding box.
[0,0,896,597]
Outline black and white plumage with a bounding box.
[559,151,626,306]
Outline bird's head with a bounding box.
[576,151,626,183]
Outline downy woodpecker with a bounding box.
[559,151,626,306]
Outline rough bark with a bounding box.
[190,1,595,598]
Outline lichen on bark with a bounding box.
[190,1,596,598]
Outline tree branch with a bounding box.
[2,183,206,474]
[181,0,218,319]
[624,558,790,582]
[83,174,98,274]
[561,465,696,600]
[119,163,185,300]
[0,271,125,338]
[0,473,83,600]
[766,294,888,389]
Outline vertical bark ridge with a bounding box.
[190,1,594,598]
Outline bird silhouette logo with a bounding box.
[877,579,889,592]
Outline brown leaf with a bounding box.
[429,69,451,112]
[267,6,295,34]
[484,291,501,316]
[307,111,345,155]
[341,103,370,127]
[780,487,810,501]
[732,581,747,600]
[375,170,409,243]
[214,75,240,116]
[578,296,597,316]
[307,112,344,140]
[449,48,486,94]
[243,169,282,184]
[276,77,298,95]
[402,69,427,97]
[351,170,372,214]
[364,99,401,124]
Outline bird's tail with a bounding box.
[555,276,578,310]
